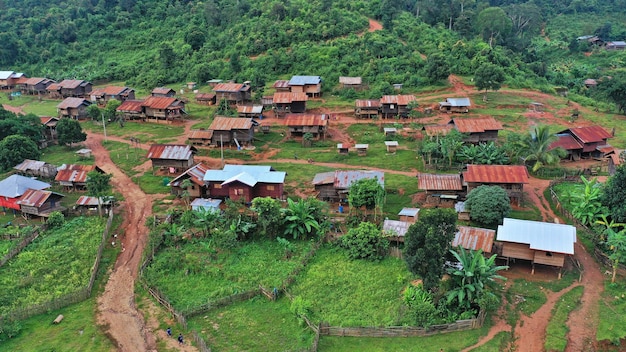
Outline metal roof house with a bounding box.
[141,96,186,121]
[17,189,65,218]
[552,125,614,160]
[449,117,503,143]
[207,116,256,147]
[273,92,308,116]
[55,164,105,190]
[284,114,328,140]
[497,218,576,277]
[312,170,384,202]
[213,82,252,104]
[606,41,626,50]
[89,86,135,105]
[418,173,464,206]
[203,164,286,203]
[0,174,51,211]
[453,226,496,253]
[168,163,210,199]
[463,164,529,205]
[380,95,417,119]
[339,76,363,90]
[439,97,471,113]
[355,99,380,119]
[146,144,197,173]
[57,97,92,120]
[288,76,322,97]
[14,159,58,179]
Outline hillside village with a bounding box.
[2,60,626,352]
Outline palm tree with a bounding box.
[446,248,508,309]
[516,125,566,172]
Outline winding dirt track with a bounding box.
[88,132,158,351]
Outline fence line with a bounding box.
[0,212,113,327]
[0,230,39,268]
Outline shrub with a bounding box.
[403,284,437,327]
[290,296,313,326]
[46,211,65,230]
[465,185,511,226]
[340,222,389,261]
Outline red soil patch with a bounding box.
[368,18,383,32]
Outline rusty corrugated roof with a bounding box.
[91,86,129,96]
[355,99,380,108]
[422,124,453,137]
[273,92,308,103]
[565,126,613,143]
[208,116,254,131]
[550,134,583,151]
[195,93,215,100]
[273,80,290,89]
[14,159,46,172]
[40,116,59,126]
[24,77,47,85]
[58,79,86,89]
[152,87,174,95]
[237,105,263,114]
[418,173,463,191]
[451,117,503,133]
[380,95,416,105]
[16,189,51,207]
[463,165,529,184]
[47,83,60,90]
[284,114,328,127]
[55,164,99,183]
[340,77,362,85]
[146,144,195,160]
[76,196,111,206]
[453,226,495,252]
[117,100,144,112]
[57,97,90,109]
[188,129,214,139]
[142,96,181,109]
[213,83,247,92]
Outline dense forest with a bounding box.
[1,0,626,100]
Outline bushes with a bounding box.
[339,222,389,261]
[465,185,511,226]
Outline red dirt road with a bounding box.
[88,132,158,351]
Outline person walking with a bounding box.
[178,333,184,345]
[166,327,172,337]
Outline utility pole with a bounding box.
[101,111,107,142]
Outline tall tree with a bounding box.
[404,208,457,291]
[424,53,450,83]
[597,72,626,115]
[348,177,385,219]
[340,221,389,261]
[56,118,87,147]
[474,62,505,100]
[86,171,113,217]
[601,165,626,222]
[477,7,512,48]
[251,197,284,238]
[516,125,566,172]
[0,135,41,171]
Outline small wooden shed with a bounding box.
[383,127,397,137]
[398,208,419,223]
[355,144,368,156]
[385,141,398,153]
[337,143,351,155]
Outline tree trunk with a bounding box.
[613,262,618,283]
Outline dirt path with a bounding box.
[2,103,25,115]
[88,132,158,351]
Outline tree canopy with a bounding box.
[340,221,389,261]
[601,166,626,223]
[465,185,511,226]
[404,208,457,291]
[0,135,41,172]
[56,118,87,147]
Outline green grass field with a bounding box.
[188,296,314,352]
[0,217,104,316]
[597,281,626,344]
[144,239,314,312]
[289,245,410,327]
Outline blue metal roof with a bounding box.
[203,164,285,184]
[191,198,222,211]
[0,174,51,198]
[289,76,321,86]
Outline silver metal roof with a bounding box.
[203,164,285,184]
[445,98,471,107]
[496,218,577,254]
[398,208,420,217]
[0,174,51,198]
[0,71,15,80]
[191,198,222,210]
[384,141,398,146]
[383,220,411,237]
[354,144,368,149]
[289,75,321,85]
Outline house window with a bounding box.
[214,184,222,189]
[267,185,275,191]
[234,189,244,195]
[546,252,553,257]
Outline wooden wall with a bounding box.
[534,251,565,267]
[501,242,534,261]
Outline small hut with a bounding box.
[529,102,544,112]
[337,143,350,155]
[355,144,369,156]
[398,208,419,223]
[76,148,92,159]
[383,127,397,137]
[385,141,398,153]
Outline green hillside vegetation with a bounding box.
[1,0,626,109]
